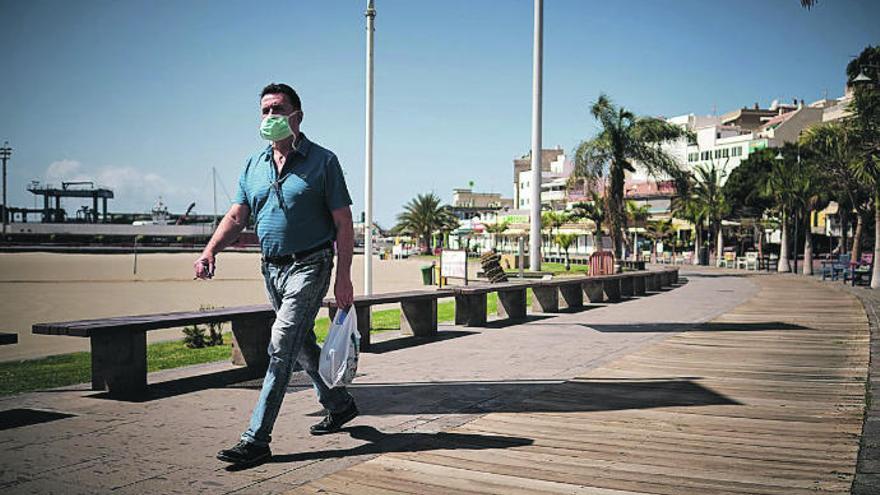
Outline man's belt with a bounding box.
[262,241,334,266]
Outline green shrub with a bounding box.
[182,305,224,348]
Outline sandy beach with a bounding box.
[0,252,465,362]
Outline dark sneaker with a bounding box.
[217,440,271,465]
[310,402,359,435]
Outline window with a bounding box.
[722,148,729,158]
[714,149,721,159]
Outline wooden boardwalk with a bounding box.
[288,275,869,495]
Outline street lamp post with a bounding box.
[528,0,543,272]
[775,146,801,274]
[364,0,376,295]
[0,142,12,237]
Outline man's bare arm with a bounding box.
[331,206,354,308]
[194,203,251,279]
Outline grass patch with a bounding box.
[0,293,508,397]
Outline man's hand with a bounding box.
[334,275,354,308]
[194,251,215,280]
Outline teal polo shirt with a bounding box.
[233,134,352,257]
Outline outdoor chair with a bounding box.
[744,252,759,271]
[820,254,851,281]
[760,253,779,271]
[846,252,874,286]
[719,251,736,268]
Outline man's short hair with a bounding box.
[260,83,302,111]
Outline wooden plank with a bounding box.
[32,304,275,336]
[286,274,868,495]
[325,289,455,307]
[32,289,457,337]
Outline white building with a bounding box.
[516,152,571,209]
[683,101,823,184]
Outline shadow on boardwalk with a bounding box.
[241,426,534,470]
[338,378,740,416]
[228,377,738,471]
[564,321,809,333]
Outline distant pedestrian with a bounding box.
[194,83,359,466]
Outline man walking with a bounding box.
[194,83,358,466]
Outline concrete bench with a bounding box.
[0,332,18,345]
[453,268,679,323]
[324,289,454,349]
[31,267,679,398]
[33,305,277,398]
[452,280,534,326]
[530,277,586,313]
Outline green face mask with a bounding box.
[260,113,295,141]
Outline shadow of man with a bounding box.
[227,425,533,471]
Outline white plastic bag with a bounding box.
[318,308,360,388]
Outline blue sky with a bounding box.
[1,0,878,227]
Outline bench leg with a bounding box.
[90,331,147,397]
[559,284,584,309]
[355,305,372,350]
[619,276,634,298]
[455,294,487,327]
[531,286,559,313]
[231,315,275,377]
[603,278,621,302]
[584,280,604,303]
[401,299,438,337]
[633,275,646,296]
[498,288,527,320]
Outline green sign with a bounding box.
[748,139,768,153]
[501,214,529,224]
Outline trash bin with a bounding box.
[420,264,434,285]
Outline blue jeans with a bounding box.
[241,248,354,447]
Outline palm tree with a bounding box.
[847,45,880,287]
[626,201,651,260]
[763,148,802,272]
[395,193,458,254]
[569,192,606,251]
[672,189,706,265]
[645,219,674,262]
[572,94,690,259]
[798,124,853,275]
[542,210,569,256]
[692,163,731,267]
[483,221,509,251]
[554,233,578,271]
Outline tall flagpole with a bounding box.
[529,0,543,271]
[364,0,376,295]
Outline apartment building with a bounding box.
[512,147,565,207]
